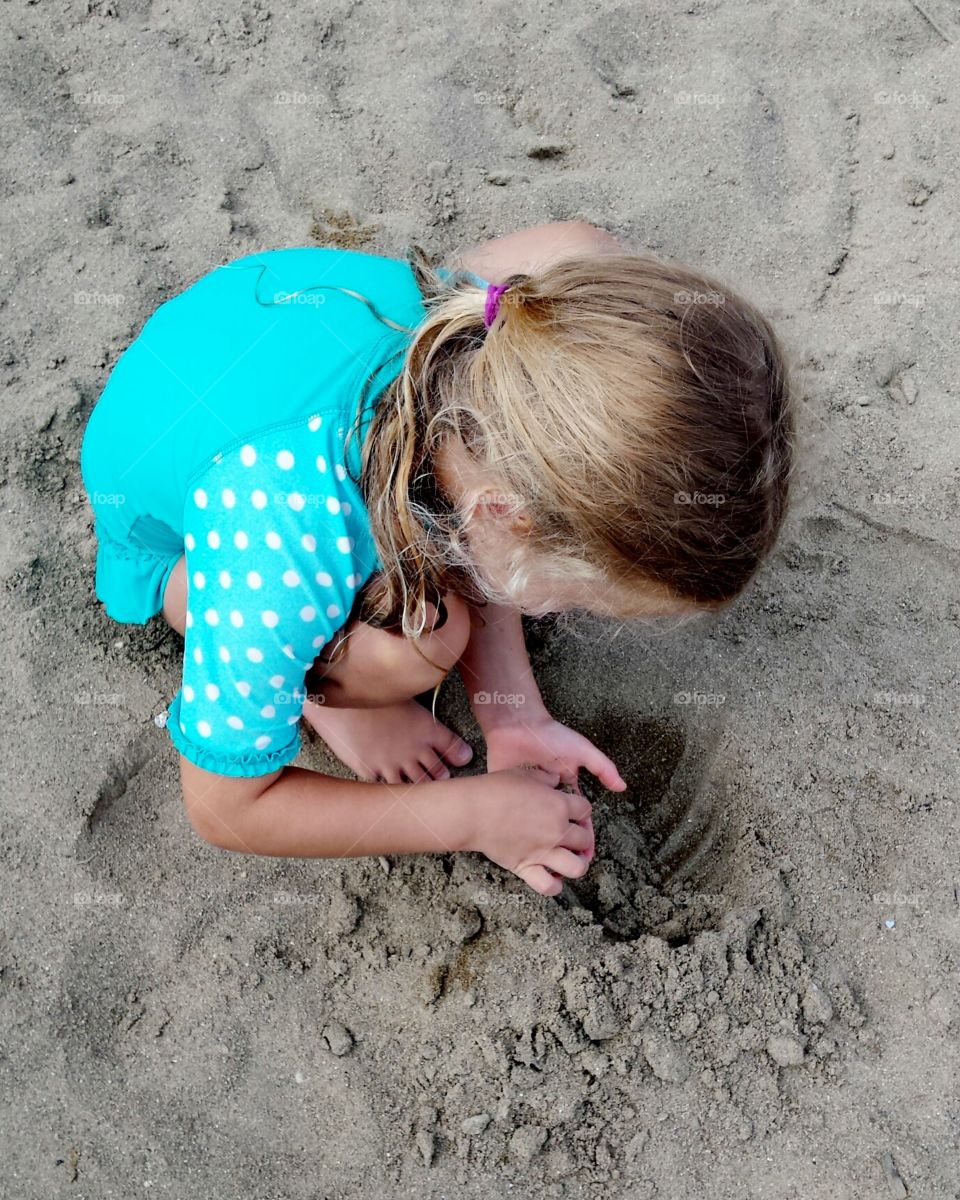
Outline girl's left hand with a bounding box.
[484,716,627,864]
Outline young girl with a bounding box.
[80,220,792,897]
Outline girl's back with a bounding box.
[81,246,433,543]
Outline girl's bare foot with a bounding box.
[302,698,474,784]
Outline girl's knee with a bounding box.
[309,591,472,706]
[415,591,472,674]
[371,591,472,692]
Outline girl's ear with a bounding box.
[473,487,532,535]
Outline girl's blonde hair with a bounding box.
[350,244,793,639]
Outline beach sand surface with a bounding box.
[1,1,958,1196]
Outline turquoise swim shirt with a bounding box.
[79,247,489,778]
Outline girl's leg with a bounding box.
[305,594,470,708]
[161,555,475,784]
[161,553,189,635]
[301,591,475,783]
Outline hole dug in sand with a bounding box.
[557,711,732,943]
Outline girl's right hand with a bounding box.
[463,767,594,896]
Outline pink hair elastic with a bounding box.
[483,282,511,328]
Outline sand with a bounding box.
[1,0,958,1196]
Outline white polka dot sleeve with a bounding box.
[165,416,381,778]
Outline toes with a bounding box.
[403,762,430,785]
[371,761,446,786]
[439,735,473,768]
[419,754,450,782]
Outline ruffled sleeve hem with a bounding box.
[164,689,302,778]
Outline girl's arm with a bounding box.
[457,602,549,734]
[180,758,473,856]
[177,755,595,896]
[456,605,626,795]
[450,220,626,282]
